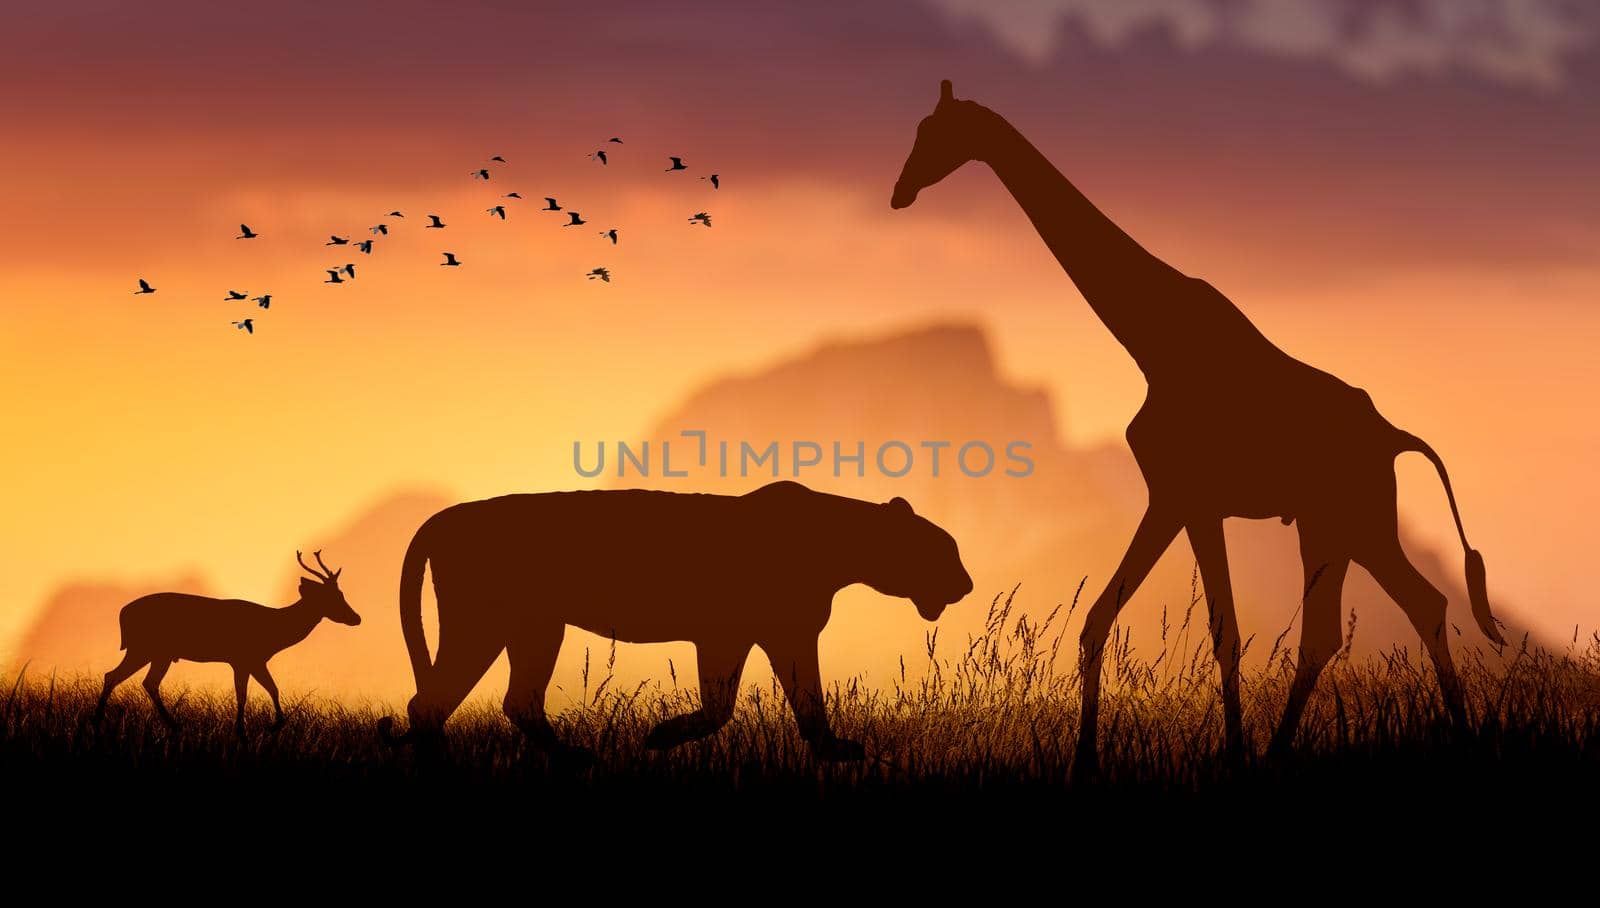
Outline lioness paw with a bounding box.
[643,720,690,751]
[549,743,598,772]
[812,736,865,762]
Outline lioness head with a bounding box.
[866,496,973,621]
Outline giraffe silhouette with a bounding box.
[891,80,1504,777]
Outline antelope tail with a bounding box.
[1395,430,1505,645]
[378,526,435,746]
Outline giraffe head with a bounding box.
[891,79,980,209]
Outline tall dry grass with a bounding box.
[5,584,1599,806]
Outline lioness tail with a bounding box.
[379,528,435,746]
[399,527,433,685]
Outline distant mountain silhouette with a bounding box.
[14,572,214,678]
[626,322,1528,666]
[9,493,456,701]
[10,324,1526,700]
[266,490,455,695]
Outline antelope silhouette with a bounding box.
[93,551,360,735]
[891,80,1504,778]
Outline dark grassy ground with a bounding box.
[7,589,1600,859]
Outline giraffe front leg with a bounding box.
[1075,505,1182,782]
[1269,527,1350,758]
[1188,520,1244,762]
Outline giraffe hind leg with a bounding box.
[1358,536,1469,729]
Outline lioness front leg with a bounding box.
[644,638,750,751]
[765,634,862,762]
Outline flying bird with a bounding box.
[490,155,507,163]
[326,235,349,245]
[542,197,561,211]
[232,319,254,334]
[356,239,374,253]
[608,137,623,144]
[224,290,248,301]
[666,156,687,171]
[504,192,523,199]
[237,223,258,239]
[600,228,618,244]
[325,270,344,284]
[471,169,490,180]
[252,294,272,309]
[425,215,446,228]
[564,211,586,226]
[589,150,607,165]
[370,224,388,235]
[341,263,356,279]
[133,279,155,295]
[688,211,712,227]
[487,205,506,219]
[387,211,404,218]
[440,252,461,267]
[587,267,611,282]
[701,173,720,189]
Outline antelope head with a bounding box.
[296,550,361,626]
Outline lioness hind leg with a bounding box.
[505,627,595,767]
[764,634,862,762]
[406,624,503,746]
[643,637,751,751]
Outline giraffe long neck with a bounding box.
[976,110,1190,379]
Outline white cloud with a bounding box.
[930,0,1594,90]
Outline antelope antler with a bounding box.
[313,549,342,581]
[297,549,331,581]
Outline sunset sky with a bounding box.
[3,1,1597,680]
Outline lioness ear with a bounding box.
[888,496,913,514]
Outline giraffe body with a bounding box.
[892,81,1502,775]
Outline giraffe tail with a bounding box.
[1394,430,1506,646]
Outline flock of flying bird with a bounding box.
[130,139,720,335]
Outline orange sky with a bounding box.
[3,1,1598,677]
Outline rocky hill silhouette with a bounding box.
[9,323,1522,700]
[14,573,214,679]
[624,322,1522,669]
[9,493,456,701]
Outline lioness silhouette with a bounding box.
[378,481,972,762]
[892,80,1504,777]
